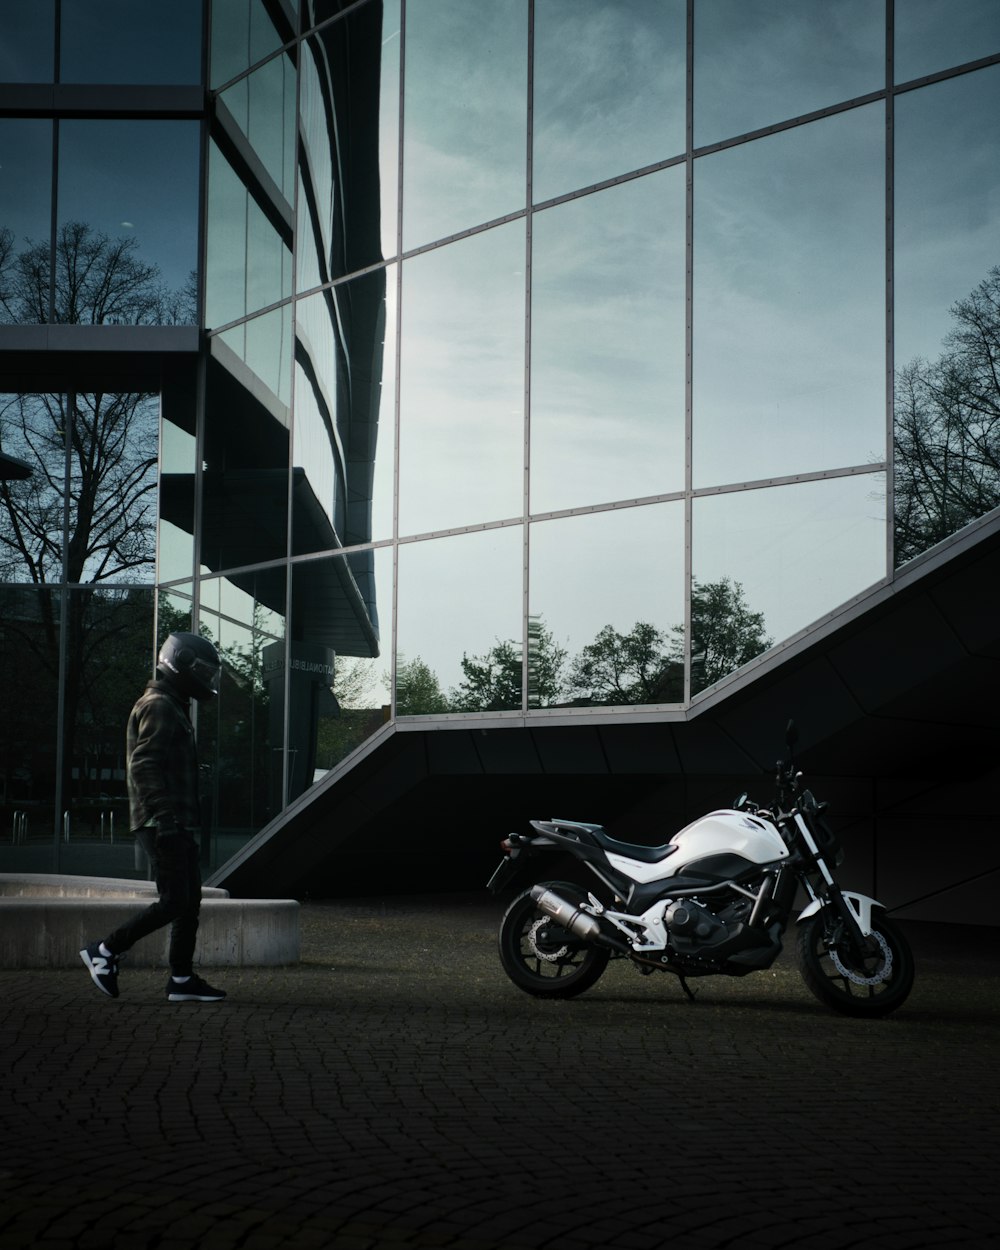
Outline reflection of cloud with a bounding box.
[894,66,1000,366]
[532,0,686,202]
[694,0,882,147]
[693,105,885,485]
[531,170,686,510]
[398,222,525,534]
[403,0,526,248]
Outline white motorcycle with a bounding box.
[488,723,914,1017]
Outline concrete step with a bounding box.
[0,874,299,968]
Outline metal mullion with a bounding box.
[885,0,896,578]
[684,0,694,707]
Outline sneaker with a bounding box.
[166,974,226,1002]
[80,943,120,999]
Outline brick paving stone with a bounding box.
[0,898,998,1249]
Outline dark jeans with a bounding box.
[105,830,202,976]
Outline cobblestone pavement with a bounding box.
[0,894,997,1250]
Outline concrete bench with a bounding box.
[0,874,299,968]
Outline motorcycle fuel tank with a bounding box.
[605,810,789,884]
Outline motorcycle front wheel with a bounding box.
[797,911,914,1017]
[498,881,610,999]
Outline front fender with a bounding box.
[797,891,884,937]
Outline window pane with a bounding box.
[69,393,159,585]
[398,223,524,535]
[692,473,886,692]
[893,66,1000,564]
[205,142,248,329]
[530,169,685,514]
[403,0,526,249]
[198,571,286,865]
[694,0,884,148]
[159,382,198,585]
[289,546,390,794]
[211,0,285,88]
[219,50,297,205]
[0,1,55,83]
[61,0,203,85]
[529,503,685,708]
[0,120,53,325]
[533,0,685,203]
[396,527,522,714]
[201,338,291,572]
[0,585,61,850]
[64,587,155,863]
[293,268,394,557]
[297,0,400,288]
[693,105,885,488]
[0,393,66,584]
[58,121,200,323]
[895,0,1000,84]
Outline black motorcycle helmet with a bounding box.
[157,631,222,700]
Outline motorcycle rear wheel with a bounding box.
[797,911,914,1017]
[499,881,610,999]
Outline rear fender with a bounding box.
[797,891,884,937]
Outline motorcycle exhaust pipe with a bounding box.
[530,885,602,941]
[530,885,633,959]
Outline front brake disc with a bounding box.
[830,928,893,986]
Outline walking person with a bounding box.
[80,632,226,1002]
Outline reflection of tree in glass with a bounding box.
[566,579,769,704]
[450,619,566,712]
[682,577,771,695]
[395,655,449,715]
[0,221,195,326]
[894,265,1000,566]
[0,220,195,815]
[567,621,678,705]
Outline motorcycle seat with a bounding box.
[536,818,679,865]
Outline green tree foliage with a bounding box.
[566,620,678,705]
[395,655,450,715]
[894,264,1000,564]
[681,576,772,694]
[450,619,566,712]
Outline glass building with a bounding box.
[1,1,999,922]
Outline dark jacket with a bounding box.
[126,676,201,835]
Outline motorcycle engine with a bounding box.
[664,899,727,944]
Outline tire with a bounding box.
[498,881,611,999]
[797,910,914,1017]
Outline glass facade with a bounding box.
[2,1,999,874]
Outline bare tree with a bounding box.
[894,265,1000,564]
[0,221,194,814]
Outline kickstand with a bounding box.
[679,975,698,1003]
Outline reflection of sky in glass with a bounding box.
[371,271,397,543]
[895,0,1000,84]
[533,0,685,203]
[59,120,200,297]
[0,2,54,82]
[403,0,526,249]
[398,222,524,536]
[396,526,523,699]
[694,0,883,147]
[894,67,1000,368]
[694,473,886,646]
[693,104,885,487]
[531,169,686,512]
[529,501,685,683]
[0,119,51,254]
[62,0,203,84]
